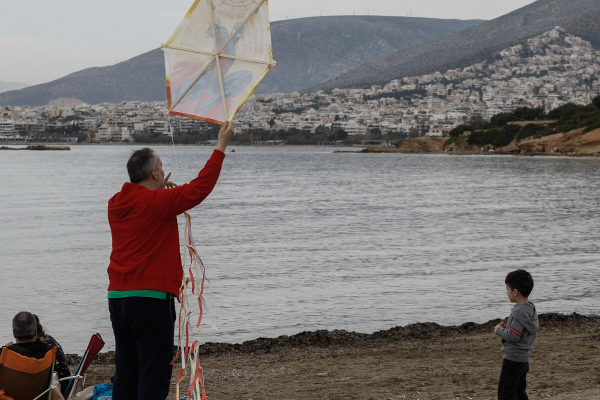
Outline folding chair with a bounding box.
[0,345,62,400]
[63,334,105,400]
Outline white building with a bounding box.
[97,125,112,141]
[112,127,132,142]
[0,119,15,136]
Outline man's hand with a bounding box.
[164,172,178,189]
[216,121,235,153]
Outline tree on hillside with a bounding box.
[469,115,486,130]
[491,107,546,127]
[547,103,581,122]
[449,125,474,137]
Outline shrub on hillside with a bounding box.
[449,125,474,137]
[517,124,545,140]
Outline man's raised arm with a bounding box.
[155,122,236,218]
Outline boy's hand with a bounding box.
[493,321,506,334]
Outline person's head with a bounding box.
[126,148,165,189]
[33,314,46,339]
[12,311,37,343]
[505,269,534,302]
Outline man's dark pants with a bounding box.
[498,358,529,400]
[109,297,176,400]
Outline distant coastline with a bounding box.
[0,145,69,150]
[354,127,600,157]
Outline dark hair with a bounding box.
[12,311,36,341]
[33,314,46,337]
[505,269,534,297]
[127,148,157,183]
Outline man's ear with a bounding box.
[151,170,158,180]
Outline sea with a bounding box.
[2,145,599,354]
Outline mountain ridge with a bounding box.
[563,11,600,49]
[0,81,28,94]
[317,0,600,91]
[0,16,483,107]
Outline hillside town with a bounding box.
[1,27,599,144]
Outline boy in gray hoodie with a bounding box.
[494,269,539,400]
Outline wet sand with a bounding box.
[71,313,600,399]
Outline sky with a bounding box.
[0,0,538,85]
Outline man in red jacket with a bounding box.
[107,122,235,399]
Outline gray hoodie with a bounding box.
[495,302,539,363]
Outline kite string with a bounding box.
[170,120,180,173]
[271,29,566,135]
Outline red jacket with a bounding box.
[107,150,225,295]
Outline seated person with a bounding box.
[2,311,52,359]
[1,312,65,400]
[34,315,71,395]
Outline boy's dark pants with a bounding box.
[109,297,176,400]
[498,358,529,400]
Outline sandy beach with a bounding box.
[69,313,600,399]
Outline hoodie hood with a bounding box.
[8,340,52,359]
[512,302,539,335]
[108,182,148,219]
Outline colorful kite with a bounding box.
[162,0,276,125]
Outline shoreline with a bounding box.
[66,312,598,361]
[71,313,600,399]
[358,147,600,157]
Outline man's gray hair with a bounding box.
[12,311,36,340]
[127,148,158,184]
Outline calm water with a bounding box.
[2,145,599,354]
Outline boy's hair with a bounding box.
[505,269,534,297]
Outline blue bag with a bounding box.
[93,383,113,400]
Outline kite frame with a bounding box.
[162,0,275,125]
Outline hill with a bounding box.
[257,16,483,94]
[0,16,483,107]
[318,0,600,90]
[564,11,600,49]
[0,49,165,107]
[0,81,28,94]
[394,10,600,81]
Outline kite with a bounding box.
[162,2,275,396]
[162,0,276,125]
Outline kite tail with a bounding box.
[173,212,215,400]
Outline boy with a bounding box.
[494,269,539,400]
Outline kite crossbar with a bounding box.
[163,44,274,66]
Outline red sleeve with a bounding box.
[153,150,226,218]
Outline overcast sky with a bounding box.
[0,0,537,85]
